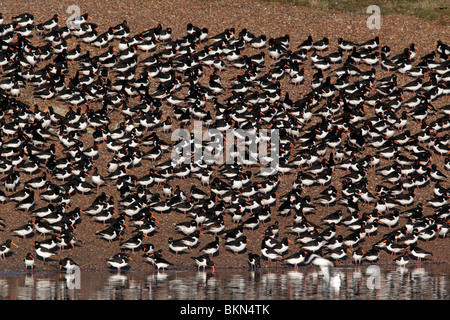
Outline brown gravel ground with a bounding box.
[0,0,449,272]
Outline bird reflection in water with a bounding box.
[2,265,447,300]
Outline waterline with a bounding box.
[1,264,448,300]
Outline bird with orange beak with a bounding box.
[0,239,18,259]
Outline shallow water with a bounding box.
[0,264,448,300]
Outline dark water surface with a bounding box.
[0,264,448,300]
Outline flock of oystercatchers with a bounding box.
[0,12,448,273]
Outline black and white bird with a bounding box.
[107,252,132,272]
[34,241,56,262]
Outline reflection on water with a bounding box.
[0,265,448,300]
